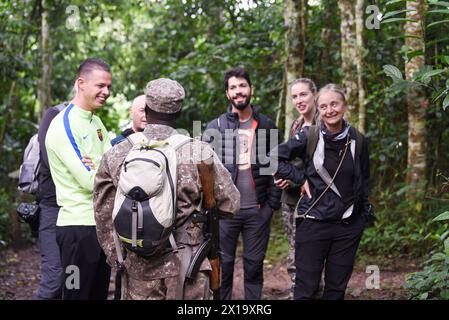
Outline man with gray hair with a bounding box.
[111,95,147,146]
[93,78,240,299]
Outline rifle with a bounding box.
[185,158,221,300]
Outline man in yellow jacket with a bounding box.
[46,58,112,300]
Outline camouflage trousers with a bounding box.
[282,204,326,300]
[281,203,296,298]
[123,270,212,300]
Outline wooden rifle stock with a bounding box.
[197,159,220,299]
[197,160,216,209]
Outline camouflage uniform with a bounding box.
[281,203,296,291]
[94,124,239,299]
[93,79,240,300]
[280,117,304,297]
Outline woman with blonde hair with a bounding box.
[272,84,371,299]
[275,78,319,298]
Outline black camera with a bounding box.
[16,202,40,236]
[17,202,40,223]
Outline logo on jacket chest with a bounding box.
[97,129,103,141]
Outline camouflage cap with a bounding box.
[144,78,185,114]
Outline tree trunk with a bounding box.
[319,0,333,85]
[38,0,52,121]
[405,0,427,199]
[276,72,286,132]
[0,0,40,250]
[0,81,17,148]
[284,0,305,141]
[205,1,223,91]
[338,0,358,126]
[300,0,306,71]
[355,0,366,133]
[0,0,39,149]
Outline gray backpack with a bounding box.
[18,103,67,195]
[112,132,192,257]
[18,134,40,194]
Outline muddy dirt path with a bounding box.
[0,245,414,300]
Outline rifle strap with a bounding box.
[114,265,124,300]
[306,125,320,162]
[175,245,193,299]
[113,228,126,300]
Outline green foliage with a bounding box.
[0,188,11,246]
[433,210,449,221]
[382,1,449,109]
[379,0,449,192]
[0,0,286,245]
[383,62,449,105]
[0,0,447,278]
[359,166,449,260]
[265,212,289,264]
[405,212,449,300]
[383,64,403,81]
[360,213,448,259]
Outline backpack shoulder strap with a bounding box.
[166,134,193,151]
[305,126,363,160]
[126,132,192,150]
[54,101,68,112]
[306,125,320,162]
[126,132,149,146]
[351,127,363,157]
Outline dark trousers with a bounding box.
[35,203,63,299]
[294,214,365,300]
[56,226,111,300]
[219,204,273,300]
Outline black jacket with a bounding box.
[37,105,65,207]
[273,126,370,221]
[204,105,281,210]
[111,128,134,146]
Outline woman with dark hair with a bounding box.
[272,84,371,300]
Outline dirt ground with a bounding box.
[0,245,414,300]
[233,258,414,300]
